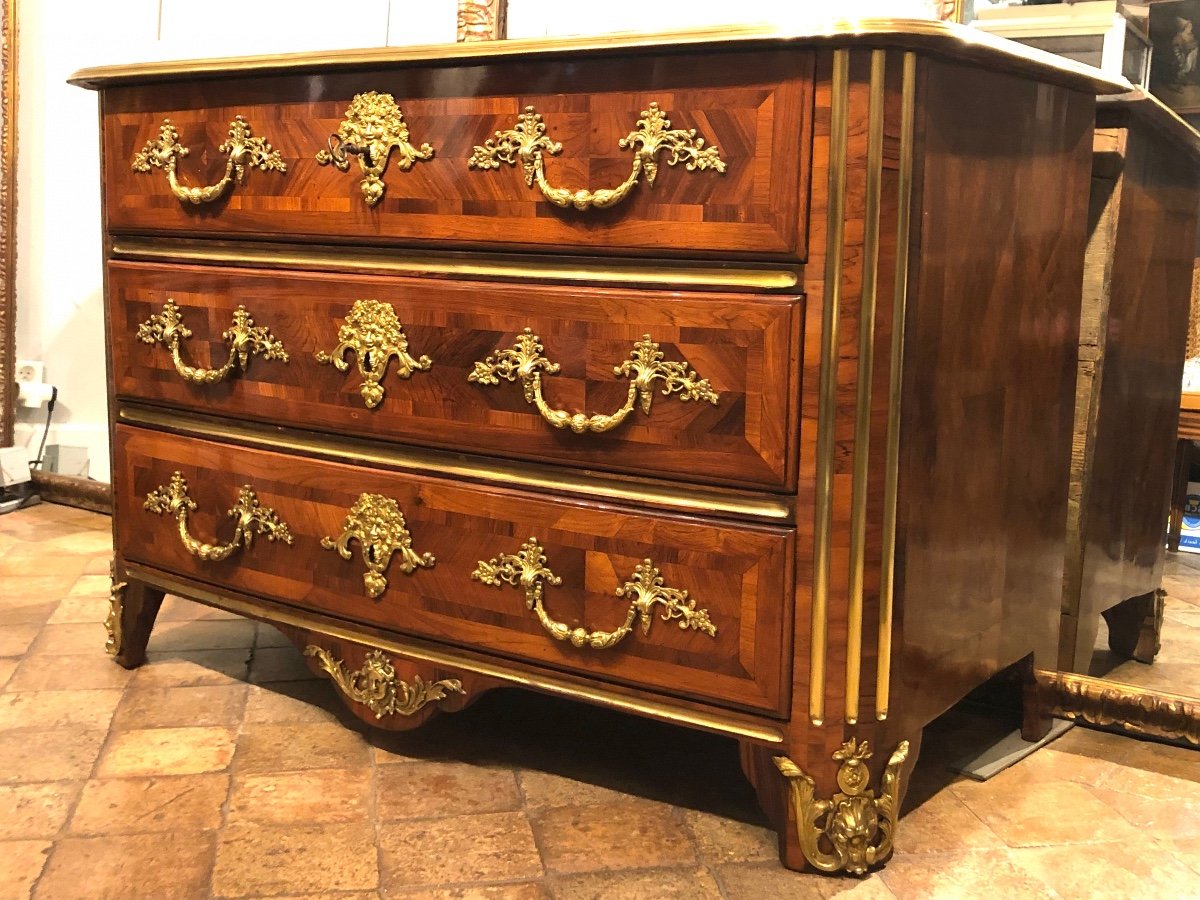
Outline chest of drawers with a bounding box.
[73,21,1119,875]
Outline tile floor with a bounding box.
[1,502,1199,899]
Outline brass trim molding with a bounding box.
[469,102,725,211]
[876,52,917,722]
[844,49,887,726]
[0,0,15,447]
[305,645,464,718]
[774,739,909,876]
[469,329,718,434]
[810,47,850,727]
[472,537,716,650]
[1036,669,1200,747]
[126,562,787,744]
[116,403,793,524]
[109,238,801,291]
[105,567,126,658]
[68,19,1126,94]
[131,116,286,204]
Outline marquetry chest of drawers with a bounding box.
[73,22,1120,874]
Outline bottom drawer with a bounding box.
[114,425,795,715]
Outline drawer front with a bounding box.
[101,48,812,260]
[109,261,802,490]
[115,426,794,715]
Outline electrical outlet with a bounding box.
[16,360,44,384]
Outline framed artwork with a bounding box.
[1151,0,1200,112]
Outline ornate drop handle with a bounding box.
[137,299,288,384]
[320,493,435,599]
[472,537,716,650]
[316,92,435,206]
[469,329,718,434]
[316,299,431,409]
[131,116,287,205]
[144,472,294,562]
[468,102,726,211]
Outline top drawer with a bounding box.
[100,49,813,261]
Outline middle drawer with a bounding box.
[108,261,802,491]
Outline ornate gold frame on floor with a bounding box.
[1036,669,1200,747]
[0,0,16,446]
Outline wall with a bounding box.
[15,0,932,483]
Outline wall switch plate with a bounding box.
[15,360,44,383]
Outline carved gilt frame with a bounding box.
[0,0,15,446]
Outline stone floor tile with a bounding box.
[0,623,40,656]
[531,799,695,874]
[66,574,116,597]
[0,782,82,840]
[248,645,321,683]
[97,726,236,777]
[715,862,895,899]
[243,680,344,725]
[255,623,294,647]
[45,595,108,625]
[25,623,108,656]
[518,769,644,810]
[893,786,1005,854]
[5,652,134,692]
[0,840,51,898]
[392,886,546,900]
[147,617,258,652]
[0,689,123,731]
[0,553,87,580]
[952,778,1144,847]
[0,600,58,626]
[1088,784,1200,840]
[0,729,107,784]
[234,721,372,775]
[0,658,16,690]
[227,767,372,826]
[376,759,521,820]
[69,773,228,836]
[683,809,777,864]
[111,684,248,730]
[45,531,114,555]
[1106,738,1200,788]
[0,575,80,607]
[131,649,251,688]
[880,849,1055,899]
[551,867,723,899]
[212,823,379,897]
[379,812,542,890]
[34,832,215,900]
[1008,840,1200,899]
[82,555,113,575]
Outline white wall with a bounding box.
[16,0,936,483]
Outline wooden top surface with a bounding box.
[1098,88,1200,162]
[69,18,1127,93]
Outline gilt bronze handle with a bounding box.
[316,299,431,409]
[144,472,294,562]
[137,299,288,384]
[305,645,464,719]
[469,329,718,434]
[472,537,716,650]
[316,92,434,206]
[320,493,435,598]
[468,102,725,211]
[131,116,286,204]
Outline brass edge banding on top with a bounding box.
[115,403,792,523]
[108,239,799,291]
[69,19,1126,94]
[124,562,786,744]
[845,49,887,727]
[810,48,851,728]
[877,52,917,722]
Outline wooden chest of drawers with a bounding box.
[73,21,1120,874]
